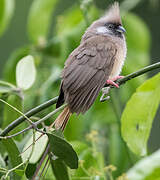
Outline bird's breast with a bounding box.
[109,40,127,79]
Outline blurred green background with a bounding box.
[0,0,160,179]
[0,0,159,150]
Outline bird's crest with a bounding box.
[102,2,122,25]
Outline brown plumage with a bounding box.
[54,2,127,130]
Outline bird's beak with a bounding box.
[117,25,126,33]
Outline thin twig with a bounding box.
[0,104,67,139]
[40,156,50,178]
[0,62,160,138]
[0,127,30,139]
[34,104,67,126]
[110,62,160,86]
[20,132,44,157]
[0,99,35,126]
[32,144,50,180]
[0,96,58,137]
[4,161,26,179]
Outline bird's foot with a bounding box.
[100,87,110,102]
[111,75,124,81]
[106,80,119,88]
[106,76,124,88]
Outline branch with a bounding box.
[113,62,160,86]
[0,104,67,139]
[32,144,50,180]
[0,96,58,137]
[0,62,160,137]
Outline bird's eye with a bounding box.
[108,24,114,29]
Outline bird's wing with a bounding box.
[57,37,117,114]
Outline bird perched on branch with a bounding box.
[54,2,127,130]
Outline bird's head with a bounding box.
[90,2,126,38]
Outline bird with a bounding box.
[54,2,127,130]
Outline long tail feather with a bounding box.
[53,106,71,130]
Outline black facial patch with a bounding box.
[105,22,123,38]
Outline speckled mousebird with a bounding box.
[54,2,127,130]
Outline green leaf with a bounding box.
[3,47,30,84]
[48,131,78,169]
[25,163,36,179]
[121,73,160,156]
[14,169,24,177]
[50,159,70,180]
[28,0,57,43]
[127,149,160,180]
[0,0,15,37]
[22,131,48,164]
[16,55,36,90]
[2,138,23,179]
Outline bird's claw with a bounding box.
[100,87,110,102]
[106,75,124,88]
[106,80,119,88]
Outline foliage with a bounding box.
[0,0,159,179]
[121,73,160,156]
